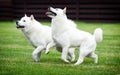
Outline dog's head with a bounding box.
[16,14,34,29]
[46,7,67,18]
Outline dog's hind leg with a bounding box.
[74,47,90,65]
[74,54,85,65]
[89,52,98,64]
[32,45,45,62]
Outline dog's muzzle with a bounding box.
[16,21,25,28]
[46,7,57,16]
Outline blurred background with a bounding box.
[0,0,120,23]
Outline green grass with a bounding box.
[0,21,120,75]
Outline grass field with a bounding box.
[0,21,120,75]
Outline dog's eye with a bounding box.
[23,20,26,22]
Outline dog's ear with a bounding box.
[30,15,34,20]
[24,14,27,17]
[63,7,67,14]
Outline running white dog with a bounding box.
[46,7,103,65]
[16,14,75,62]
[16,14,55,62]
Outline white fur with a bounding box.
[94,28,103,42]
[16,15,75,62]
[46,7,103,65]
[16,15,55,62]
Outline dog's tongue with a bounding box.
[16,24,19,28]
[16,24,24,28]
[16,22,19,28]
[46,12,52,15]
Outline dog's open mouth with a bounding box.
[16,25,25,28]
[16,23,24,29]
[46,8,57,16]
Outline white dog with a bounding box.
[46,7,103,65]
[16,14,55,62]
[16,14,75,62]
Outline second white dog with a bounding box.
[46,7,103,65]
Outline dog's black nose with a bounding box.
[48,7,50,11]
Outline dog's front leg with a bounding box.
[68,48,75,62]
[32,45,45,62]
[61,47,70,63]
[45,41,56,54]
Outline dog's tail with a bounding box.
[93,28,103,42]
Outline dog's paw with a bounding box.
[74,62,81,66]
[62,59,70,63]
